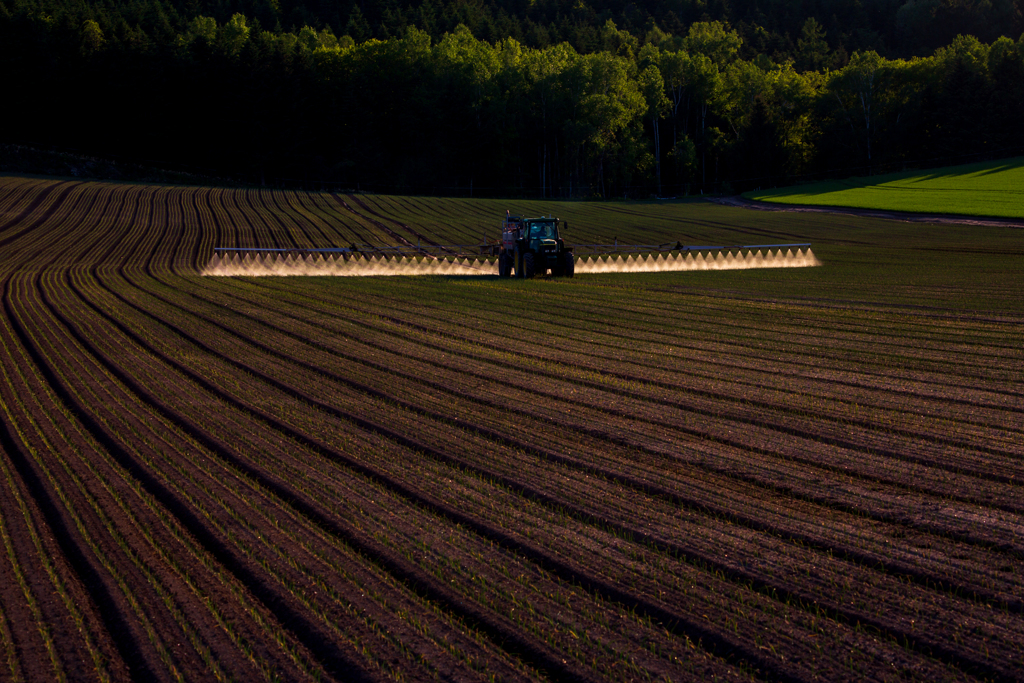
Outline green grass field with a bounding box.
[745,157,1024,218]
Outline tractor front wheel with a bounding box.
[498,252,511,277]
[562,252,575,278]
[523,252,536,279]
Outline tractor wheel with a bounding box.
[562,251,575,278]
[523,252,536,279]
[498,252,511,277]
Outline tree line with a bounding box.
[2,0,1023,196]
[5,0,1022,61]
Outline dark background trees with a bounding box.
[2,0,1023,196]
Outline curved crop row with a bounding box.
[130,266,1023,679]
[1,177,1022,682]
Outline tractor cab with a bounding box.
[524,218,562,255]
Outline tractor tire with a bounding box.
[498,252,511,277]
[523,251,536,279]
[562,251,575,278]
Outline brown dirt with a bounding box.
[3,177,1024,682]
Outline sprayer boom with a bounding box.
[214,242,812,258]
[205,219,819,277]
[570,242,811,256]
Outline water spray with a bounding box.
[202,244,820,277]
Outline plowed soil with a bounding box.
[1,175,1022,682]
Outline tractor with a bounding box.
[497,213,574,278]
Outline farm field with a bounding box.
[1,174,1023,682]
[745,156,1024,219]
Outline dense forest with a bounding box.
[2,0,1023,195]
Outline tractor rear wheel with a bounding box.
[523,252,536,278]
[562,251,575,278]
[498,252,511,277]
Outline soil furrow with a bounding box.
[236,278,1024,509]
[2,285,162,683]
[5,178,1023,682]
[0,180,69,236]
[99,271,814,681]
[193,274,1024,565]
[78,286,742,682]
[113,271,1024,679]
[25,285,374,683]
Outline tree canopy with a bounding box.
[2,0,1023,195]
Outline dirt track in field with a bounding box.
[1,175,1022,682]
[713,195,1024,228]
